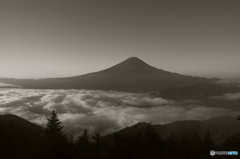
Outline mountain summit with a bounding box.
[99,57,163,74]
[0,57,215,92]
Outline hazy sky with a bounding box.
[0,0,239,79]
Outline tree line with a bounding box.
[0,110,240,159]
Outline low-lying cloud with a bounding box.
[0,82,21,88]
[216,79,240,86]
[0,88,239,138]
[212,93,240,101]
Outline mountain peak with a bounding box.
[99,57,159,74]
[126,57,141,60]
[123,57,148,66]
[128,57,138,59]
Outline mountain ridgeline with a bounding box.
[155,83,240,100]
[103,116,240,145]
[1,113,240,159]
[0,57,216,92]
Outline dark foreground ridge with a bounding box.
[0,57,216,92]
[1,112,240,159]
[103,116,240,145]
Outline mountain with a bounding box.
[155,83,240,100]
[0,57,216,92]
[103,116,240,145]
[150,83,240,109]
[0,114,42,135]
[0,114,43,158]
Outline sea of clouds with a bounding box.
[0,88,239,138]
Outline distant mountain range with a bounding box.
[103,116,240,145]
[153,83,240,100]
[0,57,216,92]
[149,83,240,109]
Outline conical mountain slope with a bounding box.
[98,57,162,74]
[0,57,215,92]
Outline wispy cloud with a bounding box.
[0,82,21,87]
[212,93,240,101]
[0,89,239,138]
[215,79,240,86]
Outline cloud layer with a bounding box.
[216,79,240,86]
[212,93,240,101]
[0,82,21,87]
[0,88,239,138]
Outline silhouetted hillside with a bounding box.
[0,114,42,135]
[103,116,240,145]
[1,113,240,159]
[0,114,42,158]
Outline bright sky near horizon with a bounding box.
[0,0,239,79]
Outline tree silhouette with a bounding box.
[141,123,163,159]
[75,129,92,159]
[91,133,106,159]
[76,129,91,145]
[202,129,215,150]
[41,110,69,159]
[163,134,179,159]
[199,129,215,159]
[92,132,102,144]
[45,110,65,140]
[109,123,164,159]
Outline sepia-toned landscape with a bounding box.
[1,0,240,158]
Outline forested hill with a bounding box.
[1,113,240,159]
